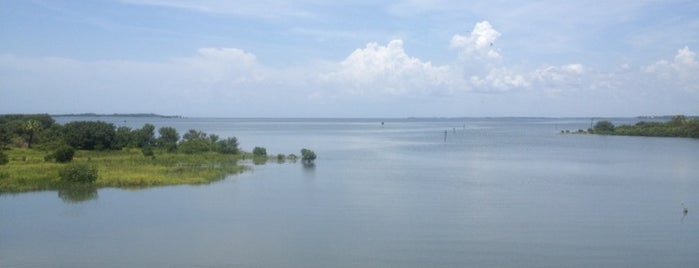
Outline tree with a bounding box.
[300,148,316,163]
[157,127,180,152]
[179,129,211,154]
[593,120,615,133]
[252,147,267,157]
[670,115,688,126]
[215,137,239,154]
[0,124,12,148]
[183,129,207,141]
[114,126,134,149]
[63,121,117,150]
[24,119,42,148]
[208,134,219,144]
[133,124,156,148]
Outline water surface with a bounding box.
[2,117,698,267]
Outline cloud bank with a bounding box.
[1,21,697,117]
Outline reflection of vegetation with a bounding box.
[57,184,98,203]
[302,162,316,172]
[253,156,268,165]
[276,154,286,163]
[564,115,699,138]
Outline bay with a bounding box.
[1,117,698,267]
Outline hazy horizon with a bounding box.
[46,112,697,120]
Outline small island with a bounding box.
[0,114,316,193]
[562,115,699,138]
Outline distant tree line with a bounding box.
[584,115,699,138]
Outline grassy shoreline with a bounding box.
[0,148,250,193]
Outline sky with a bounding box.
[1,0,698,117]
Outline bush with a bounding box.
[142,146,154,157]
[179,129,211,154]
[593,120,615,133]
[53,145,76,163]
[0,151,8,165]
[179,139,211,154]
[59,163,98,183]
[252,147,267,157]
[301,148,316,163]
[215,137,239,154]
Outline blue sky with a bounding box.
[1,0,698,117]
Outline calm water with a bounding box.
[2,117,698,267]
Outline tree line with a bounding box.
[0,114,240,160]
[1,114,317,165]
[584,115,699,138]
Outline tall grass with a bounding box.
[0,148,249,193]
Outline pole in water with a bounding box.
[444,130,447,142]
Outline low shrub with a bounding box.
[216,137,240,154]
[0,151,8,165]
[142,146,154,157]
[179,139,210,154]
[59,163,98,183]
[45,145,75,163]
[55,145,75,163]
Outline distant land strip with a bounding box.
[52,113,182,118]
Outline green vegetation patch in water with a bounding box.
[0,148,248,193]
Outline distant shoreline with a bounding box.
[52,113,182,119]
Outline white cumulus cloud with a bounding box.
[469,68,528,92]
[642,46,699,93]
[644,46,699,80]
[450,21,502,61]
[320,39,460,97]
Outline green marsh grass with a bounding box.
[0,148,249,193]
